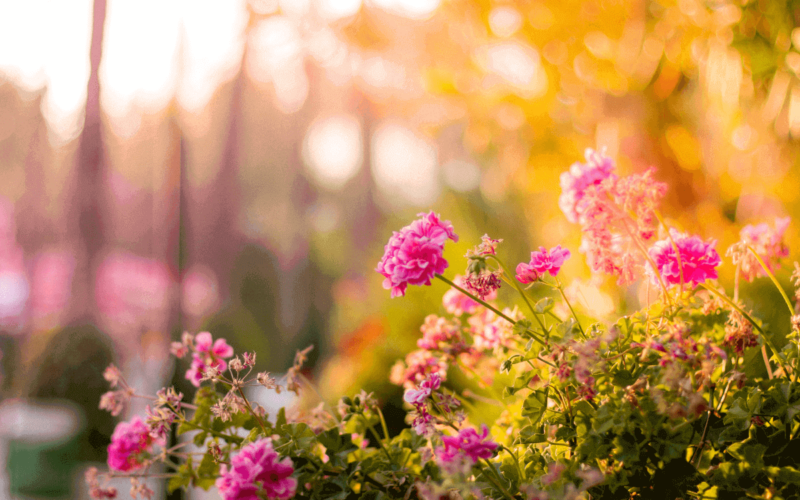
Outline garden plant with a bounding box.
[88,149,800,500]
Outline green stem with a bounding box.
[237,387,269,435]
[376,407,391,442]
[499,445,526,481]
[366,423,396,466]
[698,283,789,379]
[487,255,549,333]
[435,273,545,346]
[179,419,243,444]
[479,459,515,500]
[746,245,795,315]
[554,276,585,339]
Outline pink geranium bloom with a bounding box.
[403,373,442,406]
[559,148,616,224]
[516,245,571,283]
[647,230,721,287]
[442,275,495,315]
[390,350,448,389]
[185,353,228,387]
[107,416,164,472]
[195,331,234,358]
[438,425,498,464]
[376,212,458,298]
[216,439,297,500]
[738,217,790,281]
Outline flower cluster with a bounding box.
[560,149,667,284]
[647,229,722,288]
[107,416,164,472]
[728,217,791,282]
[516,245,571,283]
[90,148,800,500]
[437,425,498,465]
[216,439,297,500]
[376,211,458,298]
[172,331,235,387]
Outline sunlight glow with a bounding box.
[303,114,364,190]
[371,121,439,206]
[368,0,440,20]
[0,0,93,142]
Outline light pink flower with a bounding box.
[561,150,667,285]
[516,246,571,283]
[417,315,467,356]
[647,230,721,287]
[390,350,448,389]
[403,373,442,406]
[376,212,458,298]
[442,275,493,316]
[736,217,790,281]
[466,234,502,257]
[107,416,164,472]
[559,148,616,224]
[216,439,297,500]
[438,425,498,464]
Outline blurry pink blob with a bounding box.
[181,265,220,320]
[0,197,28,331]
[95,251,173,331]
[29,250,76,329]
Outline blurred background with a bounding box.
[2,0,800,497]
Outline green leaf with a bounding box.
[534,297,554,314]
[167,463,192,493]
[522,388,548,424]
[611,369,636,387]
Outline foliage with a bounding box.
[88,151,800,500]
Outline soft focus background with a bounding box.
[2,0,800,498]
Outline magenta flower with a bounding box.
[107,416,163,472]
[216,439,297,500]
[647,230,721,287]
[184,332,234,387]
[195,331,234,358]
[516,245,571,283]
[559,148,616,224]
[438,425,498,464]
[376,212,458,298]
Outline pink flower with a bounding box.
[561,150,667,285]
[390,350,448,389]
[647,230,721,287]
[438,425,498,464]
[195,331,234,358]
[516,246,571,283]
[216,439,297,500]
[417,315,467,356]
[376,212,458,298]
[443,275,493,315]
[403,373,442,405]
[559,148,616,224]
[185,332,234,387]
[107,416,163,472]
[735,217,790,281]
[186,353,227,387]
